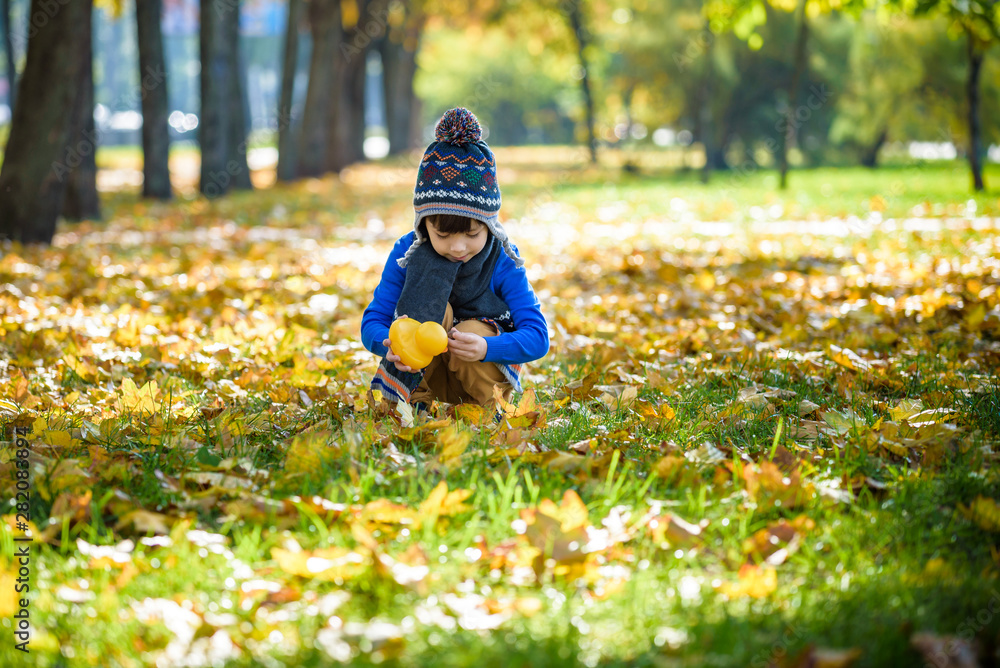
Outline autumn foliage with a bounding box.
[0,153,998,666]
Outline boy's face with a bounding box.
[425,219,489,263]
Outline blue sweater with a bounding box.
[361,232,549,365]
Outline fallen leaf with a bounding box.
[717,564,777,599]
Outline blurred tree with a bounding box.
[378,0,425,155]
[199,0,251,197]
[706,0,865,188]
[136,0,172,199]
[226,3,253,191]
[277,0,303,182]
[829,12,923,166]
[293,0,396,175]
[62,13,101,222]
[894,0,998,191]
[426,0,601,149]
[415,23,578,144]
[2,0,15,115]
[333,0,372,170]
[565,0,598,162]
[0,0,93,244]
[299,0,341,176]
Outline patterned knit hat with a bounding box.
[399,108,523,268]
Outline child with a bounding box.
[361,107,549,410]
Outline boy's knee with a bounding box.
[454,318,497,337]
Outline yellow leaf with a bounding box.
[964,302,986,329]
[742,461,814,510]
[717,564,777,598]
[960,496,1000,532]
[0,563,16,617]
[647,513,703,547]
[271,546,366,581]
[64,354,96,382]
[1,515,44,543]
[283,427,338,476]
[114,509,173,535]
[492,384,518,419]
[545,490,589,533]
[40,430,74,448]
[361,498,418,529]
[888,398,924,422]
[828,345,871,372]
[453,403,488,424]
[417,481,472,526]
[654,455,686,481]
[514,389,538,416]
[117,378,161,415]
[437,424,472,463]
[634,399,676,431]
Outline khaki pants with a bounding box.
[409,303,512,406]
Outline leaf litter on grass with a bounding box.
[1,156,999,666]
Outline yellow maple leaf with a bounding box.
[453,403,488,424]
[436,424,472,463]
[537,490,589,533]
[117,378,160,416]
[417,481,472,528]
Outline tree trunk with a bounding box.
[327,0,371,171]
[566,0,597,164]
[226,6,252,191]
[331,40,367,170]
[779,0,809,190]
[199,0,230,197]
[277,0,303,182]
[62,18,100,222]
[380,3,424,156]
[696,20,714,183]
[299,0,341,177]
[860,128,887,168]
[1,0,16,116]
[0,0,91,244]
[966,28,985,192]
[136,0,173,199]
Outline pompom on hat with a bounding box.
[399,107,523,268]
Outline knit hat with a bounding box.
[399,107,523,268]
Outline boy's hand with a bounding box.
[382,337,418,373]
[383,315,417,372]
[448,329,488,362]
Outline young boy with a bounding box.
[361,107,548,410]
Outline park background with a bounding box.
[1,1,1000,667]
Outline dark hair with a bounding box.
[421,214,484,235]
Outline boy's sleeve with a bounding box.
[360,236,410,358]
[483,252,549,365]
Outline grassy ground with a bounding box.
[1,149,999,667]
